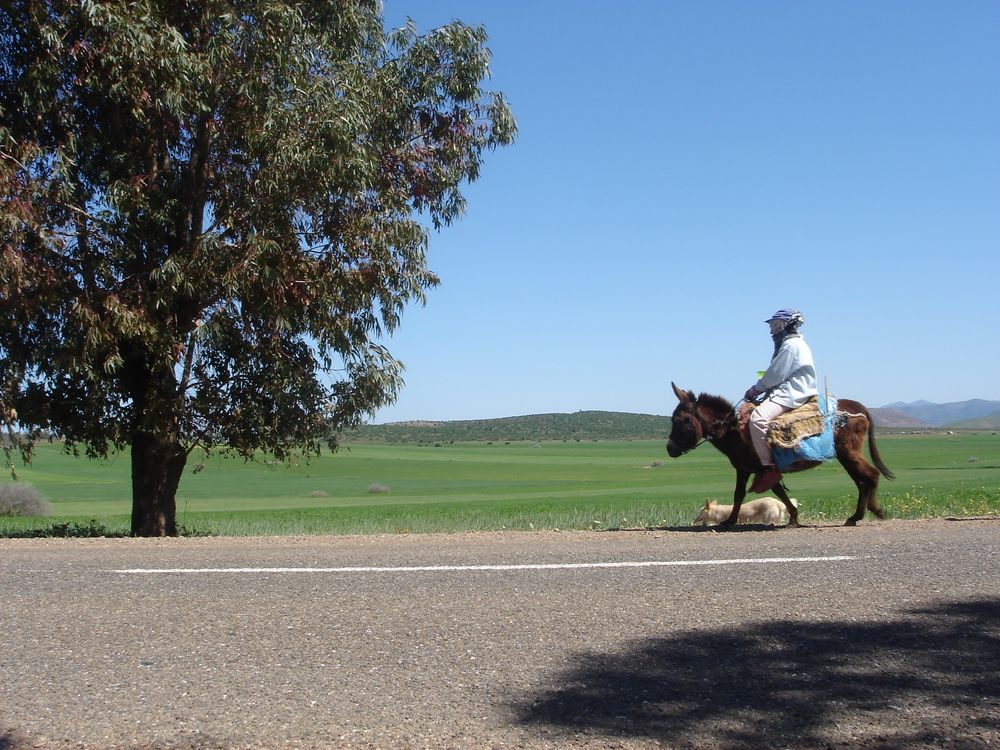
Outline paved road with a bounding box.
[2,518,998,749]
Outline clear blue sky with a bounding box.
[374,0,999,423]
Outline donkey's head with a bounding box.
[666,382,703,457]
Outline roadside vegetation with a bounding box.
[0,481,51,517]
[0,431,997,538]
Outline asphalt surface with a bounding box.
[1,518,999,749]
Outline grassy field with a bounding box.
[1,432,998,536]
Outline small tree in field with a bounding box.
[0,1,515,535]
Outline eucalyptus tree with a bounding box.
[0,1,515,535]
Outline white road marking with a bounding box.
[115,555,855,574]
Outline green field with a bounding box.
[2,432,999,536]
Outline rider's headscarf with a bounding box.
[766,308,804,358]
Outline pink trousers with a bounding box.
[749,398,790,467]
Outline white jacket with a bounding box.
[755,334,818,408]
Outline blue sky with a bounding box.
[374,1,999,423]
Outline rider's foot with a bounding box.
[750,466,782,493]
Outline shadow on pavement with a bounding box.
[516,598,1000,748]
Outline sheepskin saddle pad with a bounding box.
[767,396,824,449]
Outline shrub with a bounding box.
[0,482,52,516]
[368,483,391,494]
[8,520,124,538]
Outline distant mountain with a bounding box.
[947,412,1000,430]
[879,399,1000,427]
[868,408,929,429]
[348,410,672,443]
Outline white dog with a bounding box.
[693,497,799,526]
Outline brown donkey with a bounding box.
[665,382,894,527]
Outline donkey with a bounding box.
[665,382,894,527]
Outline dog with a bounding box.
[693,497,799,526]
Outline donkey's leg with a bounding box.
[836,413,888,525]
[843,462,880,526]
[866,480,886,519]
[771,483,800,527]
[837,425,881,525]
[722,470,752,527]
[846,487,867,526]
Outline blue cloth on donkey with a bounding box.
[772,395,838,472]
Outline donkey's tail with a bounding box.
[863,409,895,480]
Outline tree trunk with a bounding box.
[130,431,187,537]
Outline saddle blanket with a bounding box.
[771,395,838,472]
[768,396,824,449]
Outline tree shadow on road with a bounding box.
[515,598,1000,748]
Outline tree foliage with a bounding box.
[0,0,515,534]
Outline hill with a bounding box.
[346,410,672,443]
[347,399,1000,442]
[868,408,929,429]
[946,411,1000,430]
[880,399,1000,427]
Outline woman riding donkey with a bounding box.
[743,308,817,493]
[667,308,892,526]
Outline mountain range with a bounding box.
[872,399,1000,428]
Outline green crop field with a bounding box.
[1,432,998,536]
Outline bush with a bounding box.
[368,483,391,494]
[0,482,51,516]
[7,520,125,538]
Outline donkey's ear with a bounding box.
[671,382,692,402]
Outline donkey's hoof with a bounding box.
[843,519,858,527]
